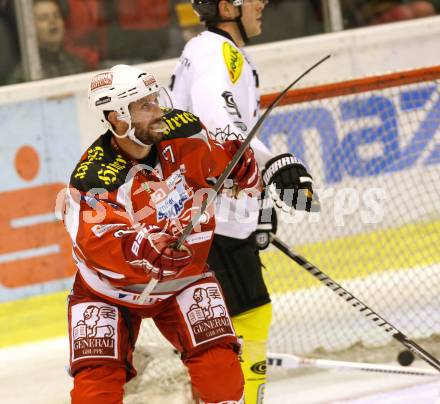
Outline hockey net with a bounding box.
[125,65,440,401]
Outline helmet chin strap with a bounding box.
[109,120,152,148]
[127,128,153,148]
[108,113,168,148]
[234,6,249,44]
[215,4,249,45]
[127,122,169,147]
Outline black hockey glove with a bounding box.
[255,190,277,250]
[262,153,318,213]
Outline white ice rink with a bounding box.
[1,337,439,404]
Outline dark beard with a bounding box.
[134,130,160,146]
[133,120,164,145]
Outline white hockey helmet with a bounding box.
[88,64,172,145]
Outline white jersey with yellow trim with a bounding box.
[170,29,274,239]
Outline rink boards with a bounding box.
[1,16,440,348]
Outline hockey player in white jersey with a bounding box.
[170,1,316,402]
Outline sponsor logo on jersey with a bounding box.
[177,283,234,346]
[221,91,242,118]
[162,111,199,136]
[71,302,118,361]
[147,169,193,223]
[90,72,113,92]
[74,146,104,179]
[185,230,213,245]
[166,169,185,189]
[222,42,243,84]
[156,180,191,221]
[97,155,128,185]
[91,223,125,238]
[74,147,128,186]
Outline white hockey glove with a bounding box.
[255,190,277,250]
[262,153,319,213]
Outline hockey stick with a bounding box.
[269,233,440,373]
[267,352,439,377]
[137,55,331,303]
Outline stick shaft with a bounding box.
[267,352,439,377]
[270,234,440,373]
[137,278,159,304]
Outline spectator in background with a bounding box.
[105,0,173,64]
[8,0,84,83]
[368,1,437,24]
[342,0,438,28]
[61,0,105,70]
[0,0,20,84]
[62,0,178,69]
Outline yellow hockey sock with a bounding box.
[232,303,272,404]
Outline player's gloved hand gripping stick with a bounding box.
[138,55,331,304]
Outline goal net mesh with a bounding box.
[126,66,440,400]
[259,66,440,362]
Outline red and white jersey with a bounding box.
[63,109,242,308]
[170,29,274,239]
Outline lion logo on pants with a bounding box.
[191,287,226,320]
[73,305,116,339]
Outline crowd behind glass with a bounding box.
[0,0,438,86]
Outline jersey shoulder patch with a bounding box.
[222,41,243,84]
[70,133,130,193]
[162,109,204,140]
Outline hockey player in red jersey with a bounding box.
[63,64,262,403]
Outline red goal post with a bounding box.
[261,65,440,107]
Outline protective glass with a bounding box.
[158,87,174,116]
